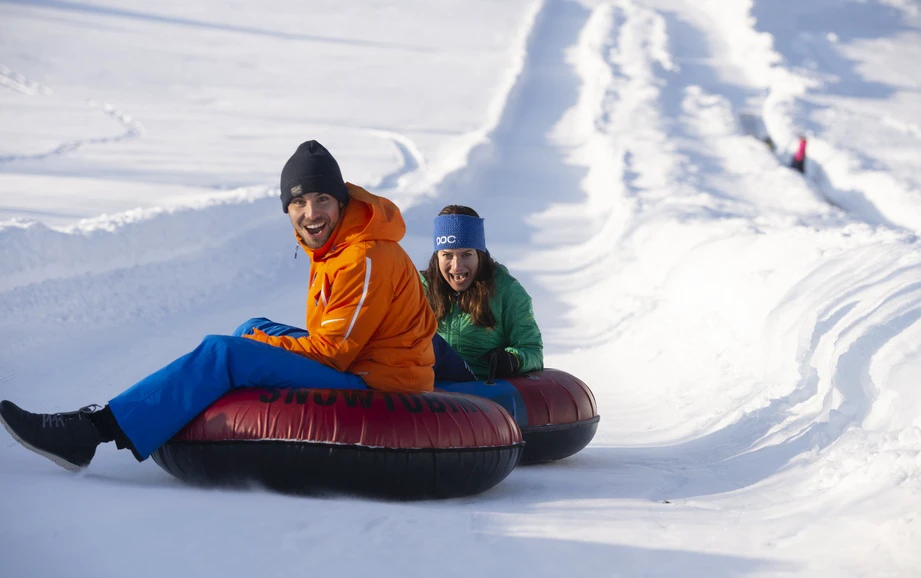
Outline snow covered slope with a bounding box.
[1,0,919,576]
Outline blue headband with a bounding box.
[433,214,487,253]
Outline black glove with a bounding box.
[479,348,519,383]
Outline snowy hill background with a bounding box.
[2,0,920,576]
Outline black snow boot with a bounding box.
[0,400,105,472]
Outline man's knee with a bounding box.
[200,334,237,351]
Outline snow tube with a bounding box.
[510,369,599,464]
[151,387,523,499]
[440,368,599,464]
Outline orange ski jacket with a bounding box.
[245,184,436,392]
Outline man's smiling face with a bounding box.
[287,192,343,249]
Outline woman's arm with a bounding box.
[502,279,544,373]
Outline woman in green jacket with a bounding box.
[422,205,543,383]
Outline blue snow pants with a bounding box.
[437,378,528,426]
[431,333,477,382]
[430,334,527,426]
[108,317,367,460]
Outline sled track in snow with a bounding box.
[0,66,145,164]
[509,0,921,501]
[367,130,425,192]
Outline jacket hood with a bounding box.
[296,183,406,260]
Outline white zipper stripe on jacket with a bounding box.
[343,257,371,341]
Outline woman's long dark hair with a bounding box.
[423,205,497,327]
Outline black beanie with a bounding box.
[280,140,349,213]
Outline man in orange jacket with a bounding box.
[0,140,437,470]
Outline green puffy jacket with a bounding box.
[420,264,543,379]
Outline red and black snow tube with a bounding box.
[151,388,523,499]
[507,369,599,464]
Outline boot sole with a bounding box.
[0,413,86,473]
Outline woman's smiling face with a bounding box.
[438,248,479,292]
